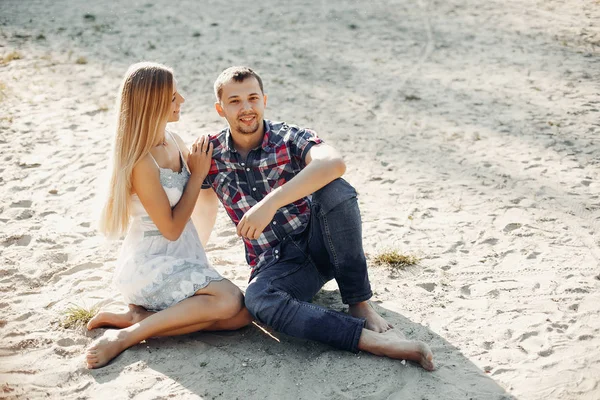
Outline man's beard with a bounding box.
[235,117,260,135]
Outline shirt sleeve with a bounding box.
[289,127,323,166]
[201,135,220,189]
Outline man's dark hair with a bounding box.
[214,66,264,101]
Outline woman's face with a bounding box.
[168,79,185,123]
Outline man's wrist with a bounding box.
[263,187,284,211]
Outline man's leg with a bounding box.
[245,254,435,370]
[309,178,392,332]
[245,220,435,370]
[245,254,365,352]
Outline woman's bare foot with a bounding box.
[85,329,130,369]
[358,329,435,371]
[87,304,152,330]
[388,328,407,340]
[349,301,393,332]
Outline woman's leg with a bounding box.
[85,280,247,369]
[157,307,253,336]
[88,304,253,335]
[87,304,153,330]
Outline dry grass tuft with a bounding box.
[75,56,88,65]
[60,304,98,329]
[0,81,6,102]
[373,250,420,271]
[1,51,22,65]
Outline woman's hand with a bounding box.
[187,135,213,181]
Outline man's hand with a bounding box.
[236,198,278,240]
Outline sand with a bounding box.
[1,0,599,399]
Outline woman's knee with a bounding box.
[210,280,245,320]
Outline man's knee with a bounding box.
[313,178,357,214]
[244,282,289,328]
[244,280,269,319]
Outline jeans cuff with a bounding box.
[342,290,373,305]
[350,317,366,353]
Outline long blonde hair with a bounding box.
[99,62,174,238]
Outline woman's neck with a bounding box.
[155,124,168,147]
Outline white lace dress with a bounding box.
[113,140,224,311]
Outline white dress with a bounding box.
[113,136,224,311]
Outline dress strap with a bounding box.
[167,131,190,173]
[148,152,161,169]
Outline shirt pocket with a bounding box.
[259,159,294,191]
[214,173,242,206]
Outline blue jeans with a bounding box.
[245,178,372,352]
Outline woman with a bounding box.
[85,62,252,369]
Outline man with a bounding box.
[197,66,434,370]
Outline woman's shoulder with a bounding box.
[133,153,159,178]
[167,130,188,155]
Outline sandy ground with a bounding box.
[1,0,599,399]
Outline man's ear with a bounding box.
[215,102,225,117]
[263,94,268,108]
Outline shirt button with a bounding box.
[241,163,245,166]
[246,168,250,171]
[252,187,257,191]
[274,250,279,254]
[272,221,277,225]
[275,255,279,259]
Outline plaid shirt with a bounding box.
[203,120,323,270]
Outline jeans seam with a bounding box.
[319,208,339,273]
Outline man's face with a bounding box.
[215,77,267,136]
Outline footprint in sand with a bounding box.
[10,200,32,208]
[480,237,499,245]
[16,210,33,220]
[2,234,32,247]
[538,348,553,357]
[50,262,102,282]
[518,331,538,342]
[503,223,522,232]
[14,312,34,321]
[460,285,471,296]
[416,282,436,292]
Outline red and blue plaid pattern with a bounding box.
[203,120,323,269]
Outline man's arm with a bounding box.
[191,188,219,247]
[236,143,345,239]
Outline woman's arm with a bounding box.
[132,136,213,241]
[171,132,219,246]
[191,188,219,247]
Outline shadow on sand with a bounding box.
[89,289,516,400]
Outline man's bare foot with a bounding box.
[85,329,130,369]
[358,329,435,371]
[87,304,152,331]
[349,301,393,332]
